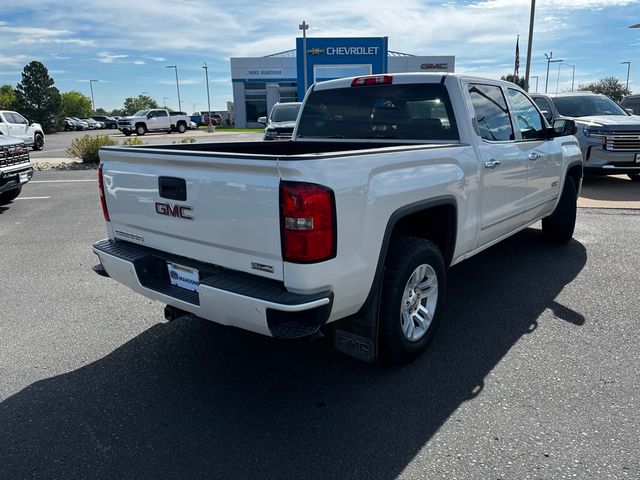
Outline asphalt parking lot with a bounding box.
[0,169,638,479]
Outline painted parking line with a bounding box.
[14,196,51,200]
[30,179,95,183]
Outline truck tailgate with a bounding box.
[100,147,283,280]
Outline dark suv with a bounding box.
[91,116,118,129]
[620,95,640,115]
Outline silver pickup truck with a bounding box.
[93,73,583,364]
[117,109,190,136]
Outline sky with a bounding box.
[1,0,639,113]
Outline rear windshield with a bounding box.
[297,83,459,141]
[552,95,628,117]
[271,104,301,122]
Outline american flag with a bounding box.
[514,36,520,77]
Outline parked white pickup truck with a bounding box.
[93,73,583,364]
[0,110,45,150]
[117,109,190,136]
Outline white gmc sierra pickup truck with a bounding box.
[93,73,583,364]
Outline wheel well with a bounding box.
[135,122,147,130]
[567,164,582,192]
[389,204,456,267]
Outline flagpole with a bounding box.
[514,35,520,80]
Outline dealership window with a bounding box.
[246,100,267,122]
[245,82,266,90]
[279,82,298,103]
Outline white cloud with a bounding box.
[133,60,146,65]
[50,53,70,60]
[0,54,29,66]
[96,51,128,64]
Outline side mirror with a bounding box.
[625,108,634,115]
[552,119,577,137]
[257,116,267,125]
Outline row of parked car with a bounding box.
[63,116,118,131]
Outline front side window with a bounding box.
[508,89,545,140]
[468,84,514,142]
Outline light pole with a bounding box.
[89,79,98,111]
[544,52,563,93]
[530,75,539,92]
[622,61,631,91]
[165,65,182,112]
[555,59,564,94]
[299,21,309,93]
[563,63,575,91]
[524,0,536,92]
[203,61,214,133]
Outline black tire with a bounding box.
[123,130,132,137]
[0,187,22,206]
[32,133,44,151]
[136,125,146,136]
[542,177,577,244]
[628,173,640,182]
[177,122,187,134]
[379,237,446,364]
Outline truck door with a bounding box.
[467,83,529,245]
[147,110,169,131]
[506,88,562,219]
[4,112,30,143]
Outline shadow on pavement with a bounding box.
[0,228,587,480]
[580,174,639,202]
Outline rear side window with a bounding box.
[297,83,459,141]
[468,84,514,142]
[155,110,168,117]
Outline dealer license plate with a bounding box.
[167,262,200,292]
[636,153,640,163]
[19,172,29,183]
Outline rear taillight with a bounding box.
[351,75,393,87]
[98,164,110,222]
[280,181,336,263]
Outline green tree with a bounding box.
[578,77,631,102]
[122,95,159,115]
[501,74,526,88]
[94,107,108,115]
[61,90,93,118]
[0,84,16,110]
[14,61,62,133]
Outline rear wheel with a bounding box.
[123,130,132,137]
[542,177,577,244]
[0,187,22,206]
[32,133,44,151]
[379,237,446,364]
[628,173,640,182]
[136,125,146,136]
[177,122,187,134]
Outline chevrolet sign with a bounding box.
[326,46,380,55]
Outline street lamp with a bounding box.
[524,0,536,92]
[530,75,539,92]
[299,21,309,93]
[89,79,99,111]
[563,64,575,91]
[622,61,631,91]
[544,52,563,93]
[203,61,214,133]
[555,59,564,94]
[165,65,182,112]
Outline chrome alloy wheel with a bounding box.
[400,264,438,342]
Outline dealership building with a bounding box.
[230,37,455,127]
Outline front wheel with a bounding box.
[628,173,640,182]
[0,187,22,206]
[136,125,146,136]
[379,237,446,364]
[542,177,577,244]
[123,130,132,137]
[32,133,44,151]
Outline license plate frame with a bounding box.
[19,172,29,183]
[167,262,200,292]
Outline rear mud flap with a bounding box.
[333,287,381,363]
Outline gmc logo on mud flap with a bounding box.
[339,336,370,352]
[155,202,193,220]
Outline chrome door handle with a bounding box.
[484,160,501,169]
[528,152,541,161]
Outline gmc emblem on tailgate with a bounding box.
[155,202,193,220]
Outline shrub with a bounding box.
[172,137,196,144]
[66,134,117,163]
[122,137,145,146]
